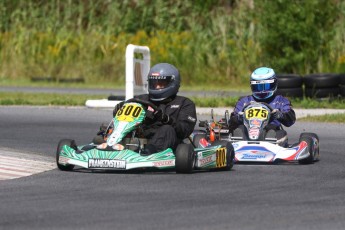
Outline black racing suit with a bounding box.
[132,94,197,152]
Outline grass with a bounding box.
[0,92,108,106]
[299,113,345,123]
[1,91,345,109]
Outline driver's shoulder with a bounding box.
[237,95,253,104]
[174,95,195,105]
[273,94,291,103]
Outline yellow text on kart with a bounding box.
[116,104,143,122]
[245,107,268,120]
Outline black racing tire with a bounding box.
[305,87,340,98]
[276,74,303,88]
[276,87,303,98]
[193,134,207,148]
[299,132,319,142]
[299,132,320,162]
[339,74,345,85]
[340,85,345,97]
[303,73,340,88]
[212,140,235,171]
[175,144,195,174]
[56,139,76,171]
[298,134,317,164]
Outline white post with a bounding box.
[125,44,150,100]
[85,44,150,108]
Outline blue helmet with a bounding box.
[148,63,180,101]
[250,67,277,100]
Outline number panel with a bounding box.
[245,108,268,119]
[116,104,143,122]
[216,148,226,168]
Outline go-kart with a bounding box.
[193,102,320,164]
[56,98,235,173]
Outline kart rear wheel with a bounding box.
[175,144,195,174]
[56,139,76,171]
[299,132,320,162]
[212,140,235,171]
[193,134,206,148]
[298,134,317,164]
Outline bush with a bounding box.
[255,0,339,74]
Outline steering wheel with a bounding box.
[124,98,159,112]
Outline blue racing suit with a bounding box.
[229,94,296,131]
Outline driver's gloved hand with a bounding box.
[97,123,108,136]
[228,112,241,131]
[112,101,124,117]
[229,113,243,124]
[272,109,284,121]
[237,114,244,123]
[154,109,172,125]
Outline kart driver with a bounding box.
[228,67,296,146]
[108,63,197,156]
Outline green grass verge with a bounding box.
[0,92,108,106]
[298,113,345,123]
[1,92,345,109]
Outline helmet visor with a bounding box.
[250,79,277,93]
[148,75,174,90]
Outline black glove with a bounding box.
[154,109,171,124]
[228,112,242,125]
[96,123,108,136]
[113,101,124,117]
[237,113,244,123]
[271,109,284,122]
[228,112,241,131]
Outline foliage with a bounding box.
[0,0,344,88]
[255,0,339,74]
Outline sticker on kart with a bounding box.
[88,159,126,169]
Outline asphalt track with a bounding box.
[0,106,345,230]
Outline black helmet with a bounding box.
[148,63,180,101]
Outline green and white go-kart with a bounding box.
[56,98,235,173]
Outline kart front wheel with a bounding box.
[175,144,195,174]
[298,134,317,164]
[56,139,76,171]
[212,140,235,171]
